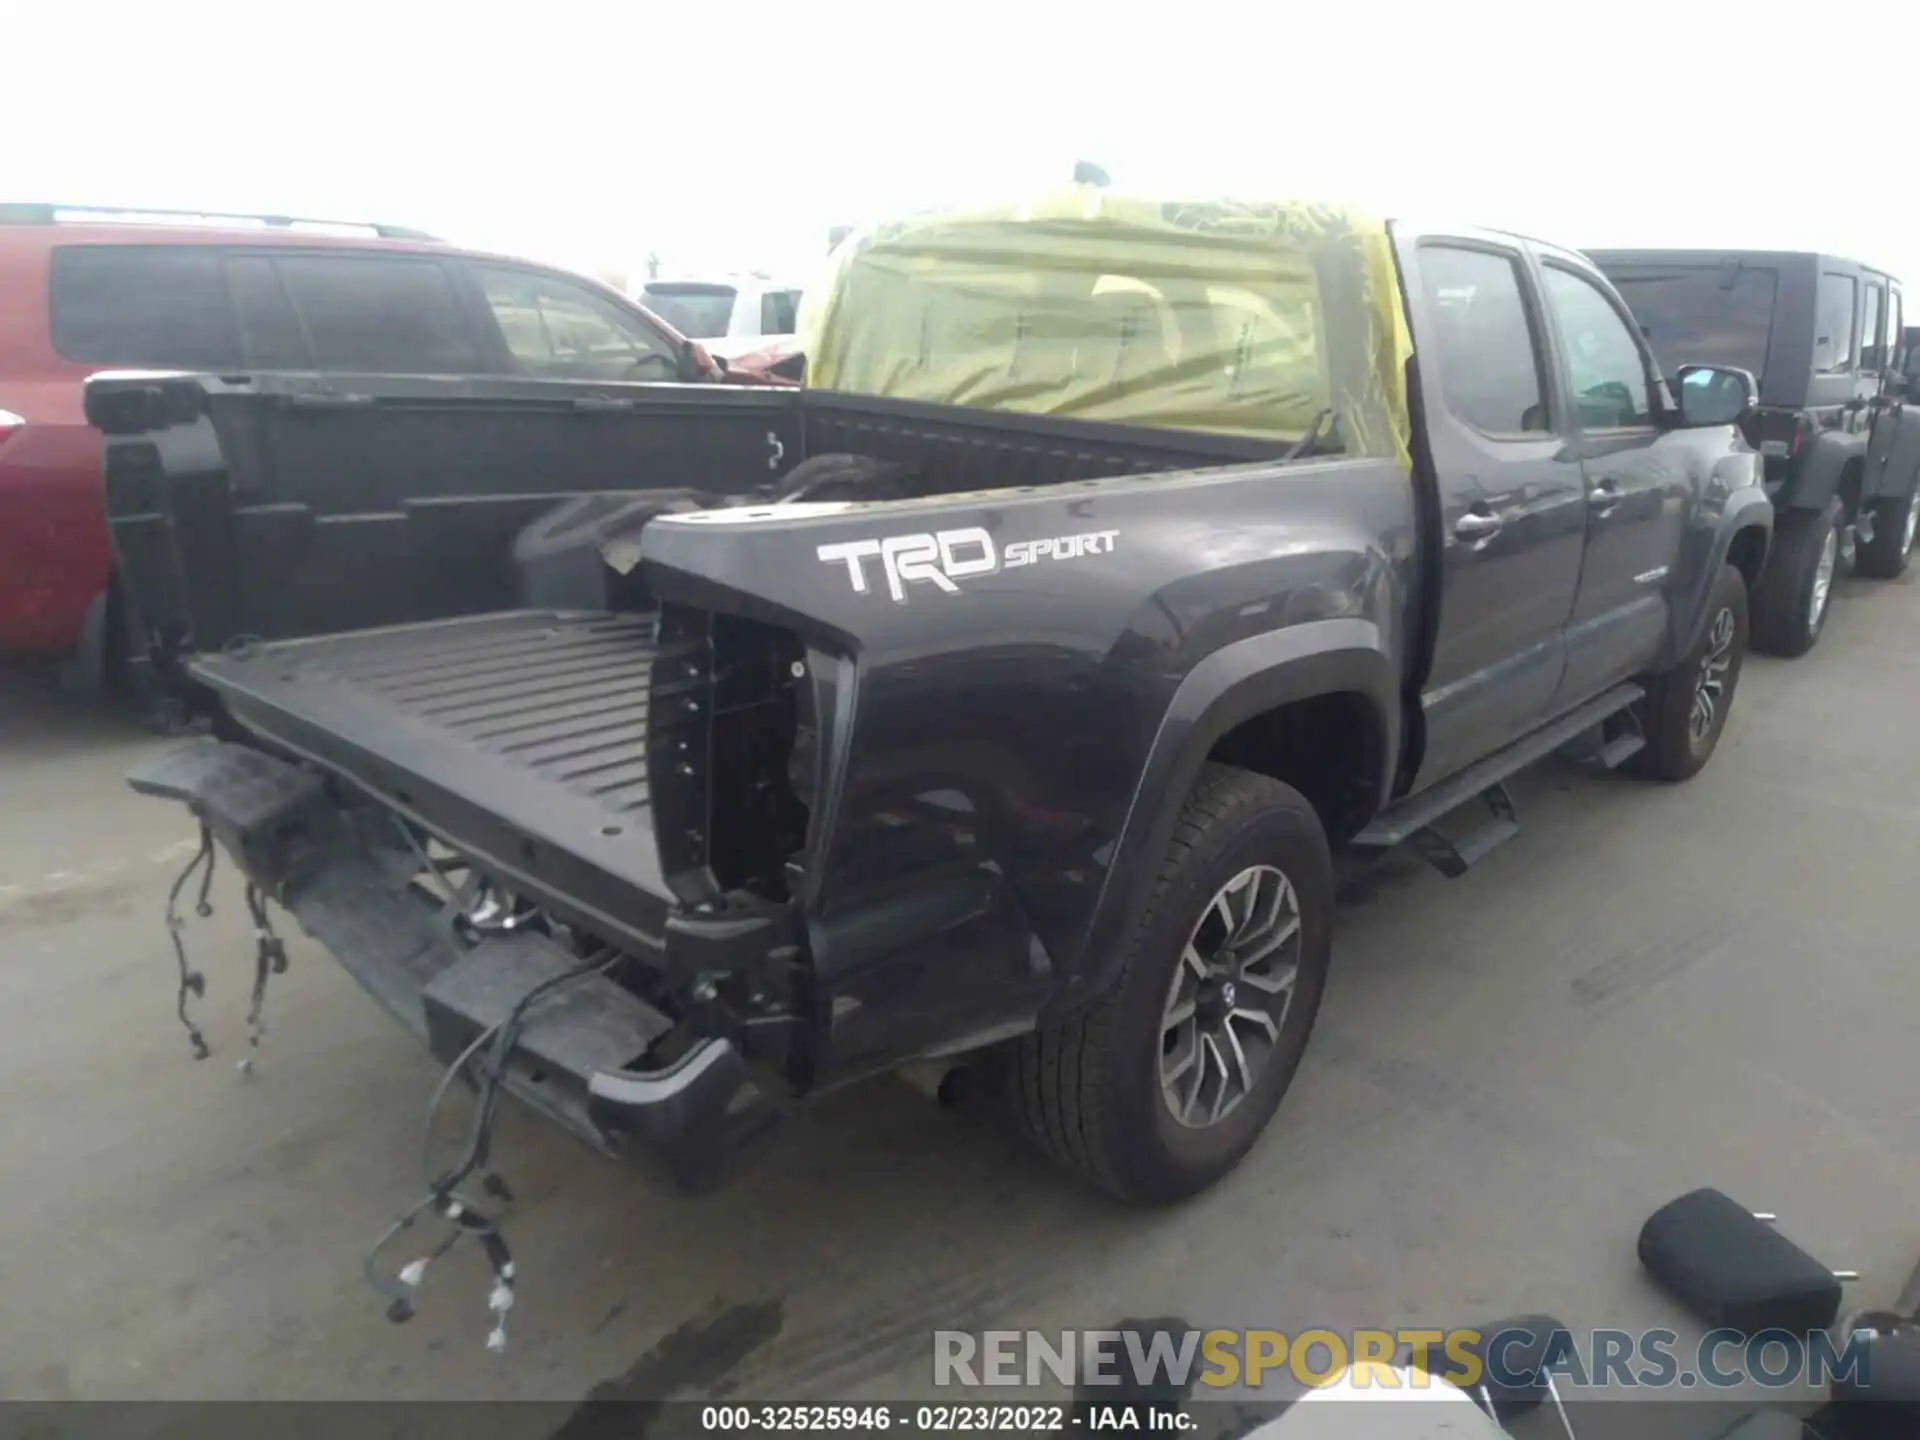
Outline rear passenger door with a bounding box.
[264,253,484,374]
[1395,231,1589,787]
[1534,259,1691,708]
[219,249,489,375]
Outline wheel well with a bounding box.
[1726,524,1768,592]
[1207,692,1383,846]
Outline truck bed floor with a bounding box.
[190,610,679,948]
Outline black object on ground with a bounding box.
[1638,1188,1853,1332]
[1405,1313,1571,1423]
[1827,1327,1920,1438]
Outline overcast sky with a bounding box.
[12,1,1920,293]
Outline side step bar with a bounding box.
[1355,683,1643,876]
[1404,783,1518,879]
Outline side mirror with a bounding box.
[1675,364,1757,427]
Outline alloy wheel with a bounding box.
[1905,490,1920,555]
[1809,526,1838,633]
[1690,605,1737,744]
[1159,864,1301,1129]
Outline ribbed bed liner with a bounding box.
[253,610,659,815]
[189,610,680,943]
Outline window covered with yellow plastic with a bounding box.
[797,188,1413,468]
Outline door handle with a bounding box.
[1454,509,1504,543]
[1588,480,1622,514]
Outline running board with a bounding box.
[1559,705,1645,772]
[1355,683,1644,874]
[1405,783,1518,879]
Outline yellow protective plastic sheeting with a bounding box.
[798,188,1413,468]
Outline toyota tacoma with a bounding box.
[90,190,1772,1217]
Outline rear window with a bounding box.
[817,245,1334,443]
[1814,271,1858,374]
[271,255,481,372]
[1597,262,1777,382]
[641,283,736,338]
[50,246,241,367]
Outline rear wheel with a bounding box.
[1629,563,1748,782]
[1002,765,1333,1204]
[1751,497,1842,657]
[1855,483,1920,580]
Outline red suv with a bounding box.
[0,203,749,688]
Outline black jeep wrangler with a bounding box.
[1591,250,1920,655]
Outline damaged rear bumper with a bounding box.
[127,738,779,1192]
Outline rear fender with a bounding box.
[1043,619,1399,1021]
[637,455,1416,1082]
[1782,432,1864,515]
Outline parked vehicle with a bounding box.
[0,202,765,689]
[1590,249,1920,655]
[94,189,1770,1205]
[637,276,802,362]
[721,339,805,385]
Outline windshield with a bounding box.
[640,283,736,338]
[1597,262,1777,381]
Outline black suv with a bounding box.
[1590,250,1920,655]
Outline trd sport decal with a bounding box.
[816,527,1120,602]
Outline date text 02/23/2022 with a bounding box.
[700,1404,1194,1432]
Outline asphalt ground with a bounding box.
[3,567,1917,1439]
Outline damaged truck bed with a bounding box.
[97,367,1281,1198]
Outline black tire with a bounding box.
[1628,563,1748,782]
[1750,496,1842,657]
[1855,482,1920,580]
[1002,764,1333,1204]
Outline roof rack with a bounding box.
[0,202,442,242]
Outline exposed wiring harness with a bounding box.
[161,826,290,1068]
[239,882,287,1073]
[363,944,618,1352]
[163,824,218,1060]
[161,811,600,1352]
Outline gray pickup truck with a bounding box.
[90,191,1771,1217]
